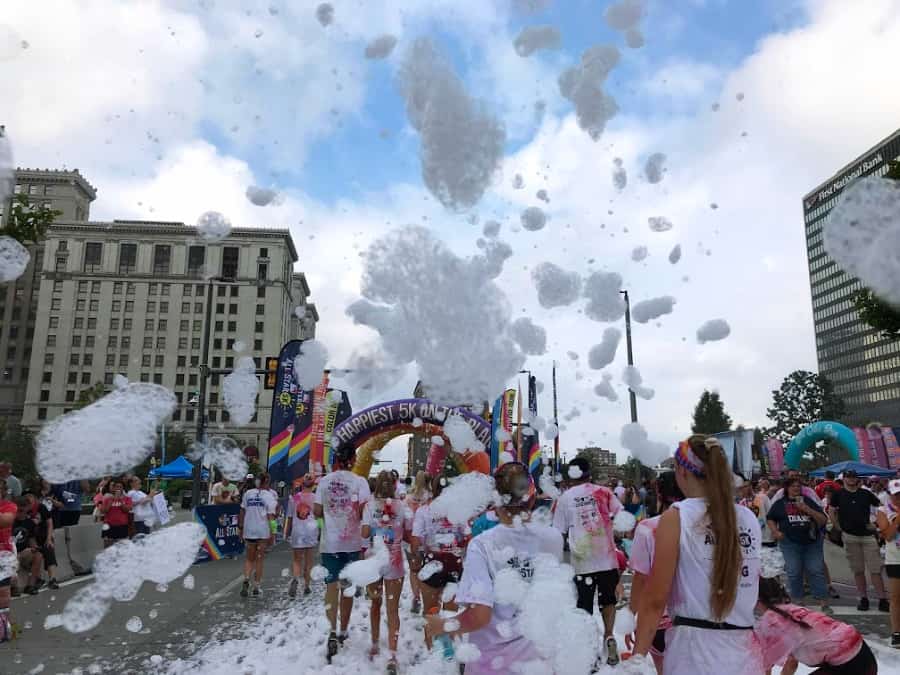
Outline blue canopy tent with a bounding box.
[148,455,209,480]
[809,460,896,478]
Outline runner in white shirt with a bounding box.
[285,474,319,597]
[633,435,762,675]
[552,457,624,665]
[876,478,900,648]
[238,472,278,598]
[425,462,564,674]
[314,445,371,663]
[126,476,156,536]
[361,471,412,671]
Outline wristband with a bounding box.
[269,519,277,534]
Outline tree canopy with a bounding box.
[691,389,733,434]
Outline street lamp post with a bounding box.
[191,276,233,509]
[620,290,638,424]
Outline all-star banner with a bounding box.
[489,388,516,471]
[267,340,312,486]
[526,375,543,479]
[321,389,353,472]
[308,373,330,473]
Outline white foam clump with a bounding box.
[245,185,280,206]
[631,245,648,262]
[536,189,550,203]
[558,45,620,140]
[189,436,247,481]
[613,510,638,534]
[605,0,646,49]
[521,206,547,231]
[823,174,900,306]
[583,271,626,321]
[616,606,636,634]
[513,173,525,190]
[588,327,622,369]
[531,261,582,308]
[0,236,31,282]
[454,640,482,664]
[632,296,675,323]
[539,470,560,499]
[498,449,515,465]
[648,216,673,232]
[622,365,654,400]
[621,423,669,467]
[411,417,424,428]
[513,25,561,57]
[668,243,682,264]
[51,523,205,633]
[364,34,398,60]
[567,464,583,479]
[418,560,444,581]
[593,372,618,401]
[0,126,13,203]
[443,413,485,453]
[294,305,306,320]
[643,153,666,184]
[346,226,523,404]
[612,157,627,190]
[183,574,195,590]
[36,383,175,482]
[483,220,501,239]
[311,565,329,582]
[430,472,495,525]
[0,550,17,580]
[341,538,390,587]
[545,423,559,441]
[196,211,231,242]
[399,38,505,211]
[221,356,259,426]
[331,347,406,406]
[292,339,328,389]
[315,3,333,26]
[510,317,547,356]
[697,318,731,344]
[126,616,143,633]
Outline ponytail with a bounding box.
[689,434,741,621]
[758,577,811,630]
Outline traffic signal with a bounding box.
[264,356,278,389]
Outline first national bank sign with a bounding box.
[805,151,884,210]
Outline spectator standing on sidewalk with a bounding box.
[0,478,17,642]
[11,496,44,595]
[829,469,887,612]
[33,481,60,589]
[209,475,239,505]
[0,463,21,498]
[126,476,156,537]
[876,478,900,648]
[99,480,132,547]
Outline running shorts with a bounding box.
[321,551,361,585]
[886,564,900,579]
[104,525,129,541]
[420,551,462,589]
[575,569,620,613]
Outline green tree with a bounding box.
[575,447,606,481]
[75,382,107,409]
[765,370,847,466]
[0,421,37,487]
[691,390,733,434]
[1,192,62,244]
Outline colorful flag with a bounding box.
[516,383,523,463]
[267,340,305,486]
[887,427,900,470]
[854,427,874,465]
[308,373,330,471]
[322,389,352,471]
[766,438,784,476]
[489,388,516,470]
[526,375,542,477]
[867,426,889,469]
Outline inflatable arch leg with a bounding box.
[784,421,859,469]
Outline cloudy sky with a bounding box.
[2,0,900,471]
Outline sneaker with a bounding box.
[34,579,46,591]
[252,585,261,597]
[892,632,900,649]
[288,578,298,598]
[338,633,349,646]
[820,605,834,615]
[411,597,421,615]
[48,578,59,590]
[24,585,38,596]
[606,636,619,666]
[240,579,250,598]
[369,645,380,660]
[304,586,311,595]
[327,632,339,664]
[828,586,840,599]
[858,597,870,611]
[386,658,398,675]
[10,586,20,598]
[879,598,890,612]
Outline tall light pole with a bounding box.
[552,361,559,470]
[191,275,233,509]
[620,290,638,424]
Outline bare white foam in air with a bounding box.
[668,244,682,264]
[315,3,334,26]
[510,317,548,355]
[364,35,398,60]
[648,216,673,232]
[558,45,620,140]
[292,339,328,389]
[513,25,562,57]
[245,185,280,206]
[399,38,505,211]
[0,236,30,282]
[588,327,622,369]
[631,296,675,323]
[521,206,547,231]
[605,0,646,49]
[643,153,667,184]
[189,436,248,481]
[697,318,731,344]
[612,157,627,190]
[531,262,582,308]
[622,365,654,400]
[621,422,669,466]
[593,372,619,401]
[221,356,259,426]
[583,271,626,322]
[196,211,232,241]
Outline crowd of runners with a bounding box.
[232,434,886,674]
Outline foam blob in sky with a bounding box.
[588,327,622,370]
[347,226,524,404]
[188,436,248,481]
[558,45,620,140]
[399,38,506,211]
[643,153,667,184]
[521,206,547,231]
[648,216,673,232]
[612,157,627,190]
[245,185,280,206]
[593,372,618,401]
[510,317,548,355]
[483,220,501,238]
[196,211,232,241]
[621,422,669,466]
[0,236,30,283]
[292,339,328,389]
[668,243,682,264]
[583,271,626,321]
[631,245,648,261]
[315,3,333,26]
[697,318,731,344]
[0,126,13,203]
[221,356,259,426]
[513,25,562,57]
[531,262,582,308]
[364,34,398,60]
[631,296,676,323]
[622,365,654,400]
[604,0,646,49]
[823,174,900,306]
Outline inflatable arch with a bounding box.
[330,398,492,476]
[784,420,860,469]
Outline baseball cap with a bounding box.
[889,479,900,495]
[843,469,858,478]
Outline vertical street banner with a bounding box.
[287,387,314,483]
[765,438,784,476]
[308,373,330,473]
[526,375,542,479]
[489,394,502,471]
[194,504,243,562]
[515,383,523,463]
[886,427,900,470]
[267,340,305,486]
[867,426,889,468]
[854,427,874,465]
[489,389,516,470]
[321,389,353,470]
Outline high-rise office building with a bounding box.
[803,129,900,425]
[5,168,318,451]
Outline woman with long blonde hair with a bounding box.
[632,435,762,674]
[404,470,430,614]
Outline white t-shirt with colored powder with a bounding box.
[240,488,277,540]
[412,502,468,557]
[362,497,412,580]
[552,482,622,574]
[314,470,371,554]
[455,521,564,674]
[755,604,862,669]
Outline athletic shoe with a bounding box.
[34,579,46,591]
[304,586,311,595]
[369,645,380,660]
[252,585,261,597]
[828,586,840,599]
[891,632,900,649]
[48,578,59,590]
[858,597,870,611]
[411,598,421,615]
[327,632,339,664]
[605,636,619,666]
[288,578,298,598]
[879,598,890,612]
[24,585,38,596]
[386,658,398,675]
[240,580,250,598]
[338,633,349,646]
[10,586,20,598]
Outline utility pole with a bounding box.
[552,361,559,470]
[620,289,638,424]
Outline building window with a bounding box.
[55,256,66,272]
[121,336,130,348]
[196,284,204,294]
[113,281,122,295]
[212,356,221,368]
[194,303,203,314]
[142,354,151,367]
[257,286,266,298]
[89,299,99,312]
[173,409,181,421]
[230,286,238,297]
[181,302,190,313]
[81,373,90,385]
[153,245,171,274]
[222,410,230,422]
[74,317,84,329]
[91,281,101,294]
[57,240,67,251]
[213,338,222,349]
[186,409,195,422]
[227,321,236,332]
[158,319,167,331]
[225,356,234,369]
[255,322,263,333]
[176,374,185,386]
[104,373,114,385]
[216,303,225,314]
[193,320,202,331]
[178,337,188,349]
[190,355,199,367]
[83,354,93,366]
[106,353,115,366]
[256,304,264,315]
[153,373,162,385]
[42,372,52,384]
[68,372,77,384]
[257,263,268,281]
[76,299,85,311]
[222,247,239,279]
[44,353,55,365]
[215,321,223,332]
[78,280,87,294]
[140,373,149,382]
[217,286,227,298]
[40,389,50,402]
[149,283,158,296]
[161,284,170,296]
[147,301,156,313]
[208,410,217,422]
[144,319,154,331]
[125,301,133,312]
[226,338,235,350]
[84,242,103,272]
[191,338,200,349]
[159,302,168,313]
[254,339,263,351]
[85,336,95,348]
[177,355,186,367]
[53,281,63,293]
[156,337,166,349]
[180,320,189,331]
[87,318,97,330]
[37,408,47,421]
[210,392,219,404]
[259,247,268,258]
[143,337,152,349]
[72,335,81,347]
[127,283,135,295]
[64,390,76,402]
[229,303,238,314]
[183,285,192,297]
[211,374,220,386]
[188,246,205,276]
[118,354,128,367]
[70,353,79,365]
[46,334,56,347]
[111,300,121,312]
[188,374,198,386]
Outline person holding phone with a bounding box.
[767,477,830,612]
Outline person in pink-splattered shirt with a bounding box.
[754,577,877,674]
